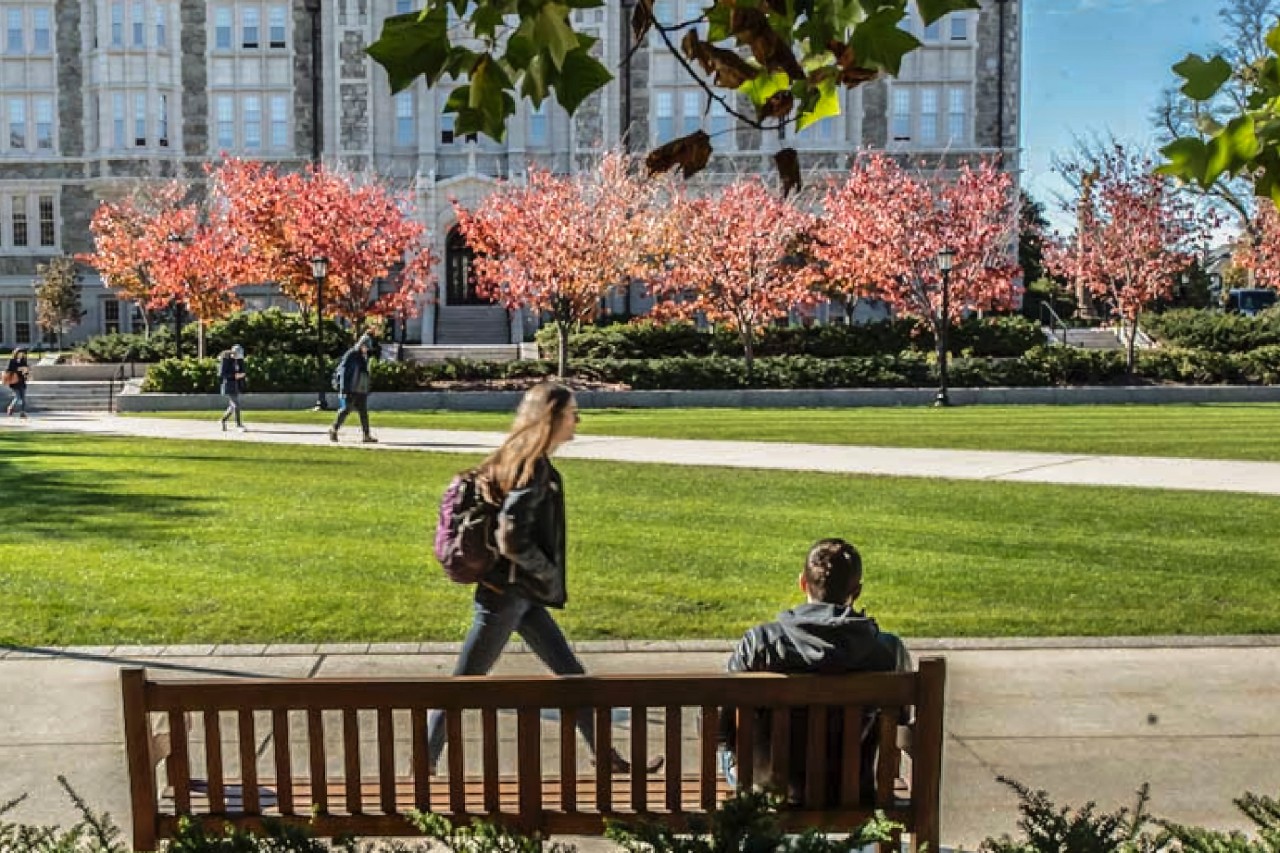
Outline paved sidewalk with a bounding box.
[6,413,1280,496]
[2,640,1279,850]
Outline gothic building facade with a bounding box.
[0,0,1021,348]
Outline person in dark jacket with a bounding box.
[328,333,376,443]
[218,344,247,431]
[719,538,909,802]
[4,348,30,418]
[426,382,663,776]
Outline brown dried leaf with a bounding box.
[759,89,794,120]
[829,40,880,87]
[730,7,805,81]
[682,31,757,89]
[775,147,801,197]
[632,0,654,44]
[646,130,714,179]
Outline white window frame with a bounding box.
[133,92,147,145]
[891,87,911,141]
[919,87,938,145]
[654,89,674,144]
[270,95,288,148]
[13,299,32,344]
[243,94,261,149]
[947,86,967,144]
[214,6,232,49]
[131,1,145,46]
[37,194,55,247]
[394,90,415,146]
[34,97,52,150]
[216,95,234,149]
[156,4,167,47]
[242,6,259,48]
[112,92,125,148]
[33,7,51,54]
[528,99,548,146]
[950,12,967,41]
[5,7,23,55]
[111,2,123,45]
[159,93,169,146]
[268,4,286,48]
[8,98,26,151]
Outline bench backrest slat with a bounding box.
[121,661,946,853]
[307,708,328,813]
[205,711,226,813]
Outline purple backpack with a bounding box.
[434,471,500,584]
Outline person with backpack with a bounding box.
[328,333,376,443]
[4,347,29,418]
[427,381,662,776]
[218,344,247,432]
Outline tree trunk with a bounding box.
[1125,317,1138,376]
[141,311,152,339]
[197,321,206,359]
[556,321,569,379]
[742,328,755,381]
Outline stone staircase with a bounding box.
[435,305,511,345]
[400,343,538,363]
[19,380,118,412]
[1043,326,1126,350]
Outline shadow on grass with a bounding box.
[1,434,209,541]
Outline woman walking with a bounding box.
[427,382,661,775]
[218,344,247,431]
[4,348,30,418]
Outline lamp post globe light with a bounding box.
[934,247,956,408]
[311,255,330,411]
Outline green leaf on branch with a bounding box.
[554,46,613,114]
[917,0,980,25]
[739,69,792,109]
[1156,136,1210,186]
[797,76,841,131]
[534,3,579,68]
[365,6,451,94]
[1172,53,1232,102]
[849,7,920,76]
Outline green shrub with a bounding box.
[72,330,174,363]
[203,308,351,359]
[980,776,1157,853]
[1144,307,1280,353]
[538,316,1043,361]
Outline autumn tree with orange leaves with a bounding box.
[1046,146,1210,373]
[650,178,817,374]
[212,161,436,333]
[812,154,1020,398]
[454,154,663,377]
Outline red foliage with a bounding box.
[648,178,818,366]
[1232,205,1280,292]
[211,160,436,327]
[1044,146,1208,367]
[453,153,662,372]
[812,154,1021,336]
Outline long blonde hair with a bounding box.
[479,382,575,495]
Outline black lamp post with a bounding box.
[311,255,330,410]
[166,233,188,358]
[934,247,956,408]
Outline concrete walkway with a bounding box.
[2,640,1279,850]
[5,413,1280,496]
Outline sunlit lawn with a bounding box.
[3,431,1279,646]
[132,403,1280,461]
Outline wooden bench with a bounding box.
[121,658,945,852]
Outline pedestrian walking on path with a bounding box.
[218,344,247,432]
[3,347,30,418]
[329,334,376,443]
[426,382,662,774]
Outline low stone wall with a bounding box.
[30,363,150,381]
[115,384,1280,412]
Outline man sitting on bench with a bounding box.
[718,537,911,804]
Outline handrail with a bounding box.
[107,348,135,415]
[1038,300,1069,345]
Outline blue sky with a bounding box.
[1021,0,1228,227]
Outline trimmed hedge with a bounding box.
[537,315,1045,361]
[74,308,354,363]
[1144,306,1280,353]
[141,344,1280,393]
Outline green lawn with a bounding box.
[2,431,1278,645]
[131,403,1280,461]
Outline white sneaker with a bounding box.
[237,426,248,433]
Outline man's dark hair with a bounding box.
[803,538,863,604]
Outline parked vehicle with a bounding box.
[1226,288,1278,316]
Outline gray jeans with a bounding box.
[426,585,596,765]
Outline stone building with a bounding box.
[0,0,1021,349]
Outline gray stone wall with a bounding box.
[975,0,1019,159]
[180,0,208,156]
[293,3,318,160]
[55,0,84,157]
[340,82,369,151]
[59,184,98,256]
[860,79,888,148]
